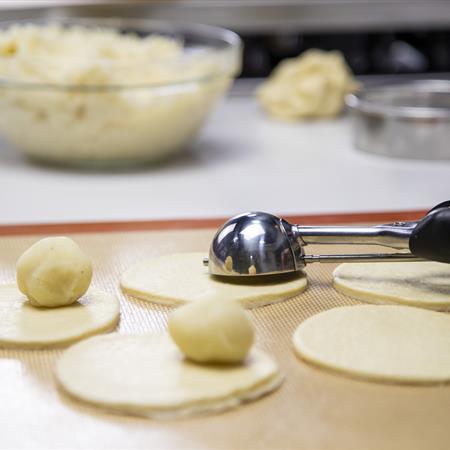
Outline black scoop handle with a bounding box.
[427,200,450,214]
[409,202,450,263]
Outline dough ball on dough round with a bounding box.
[120,252,308,308]
[168,298,254,364]
[56,334,282,418]
[17,237,93,307]
[333,261,450,310]
[293,305,450,383]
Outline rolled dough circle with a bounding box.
[293,305,450,383]
[120,252,307,308]
[0,283,119,348]
[56,334,283,418]
[333,262,450,310]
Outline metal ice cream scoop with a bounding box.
[204,201,450,277]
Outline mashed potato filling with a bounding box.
[0,24,232,163]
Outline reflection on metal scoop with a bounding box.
[204,202,450,277]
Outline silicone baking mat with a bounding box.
[0,228,449,450]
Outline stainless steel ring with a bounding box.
[347,79,450,159]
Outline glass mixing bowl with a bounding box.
[0,18,242,167]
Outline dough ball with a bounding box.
[168,297,254,364]
[257,49,359,120]
[17,237,93,307]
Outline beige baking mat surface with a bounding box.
[1,229,450,450]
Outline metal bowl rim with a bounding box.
[346,80,450,120]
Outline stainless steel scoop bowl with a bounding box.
[204,202,450,277]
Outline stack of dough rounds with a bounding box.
[333,261,450,310]
[293,305,450,383]
[120,252,307,308]
[56,334,283,418]
[0,284,119,348]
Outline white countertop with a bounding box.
[1,90,449,225]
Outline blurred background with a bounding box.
[4,0,450,77]
[1,0,450,225]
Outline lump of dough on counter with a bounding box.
[120,252,308,308]
[0,284,119,348]
[293,305,450,383]
[56,333,282,418]
[333,261,450,310]
[257,49,358,120]
[17,237,92,307]
[168,297,254,364]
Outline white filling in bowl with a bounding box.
[0,19,242,166]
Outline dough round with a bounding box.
[120,252,307,308]
[0,284,119,348]
[17,237,92,307]
[56,334,282,418]
[293,305,450,383]
[168,297,254,363]
[333,262,450,310]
